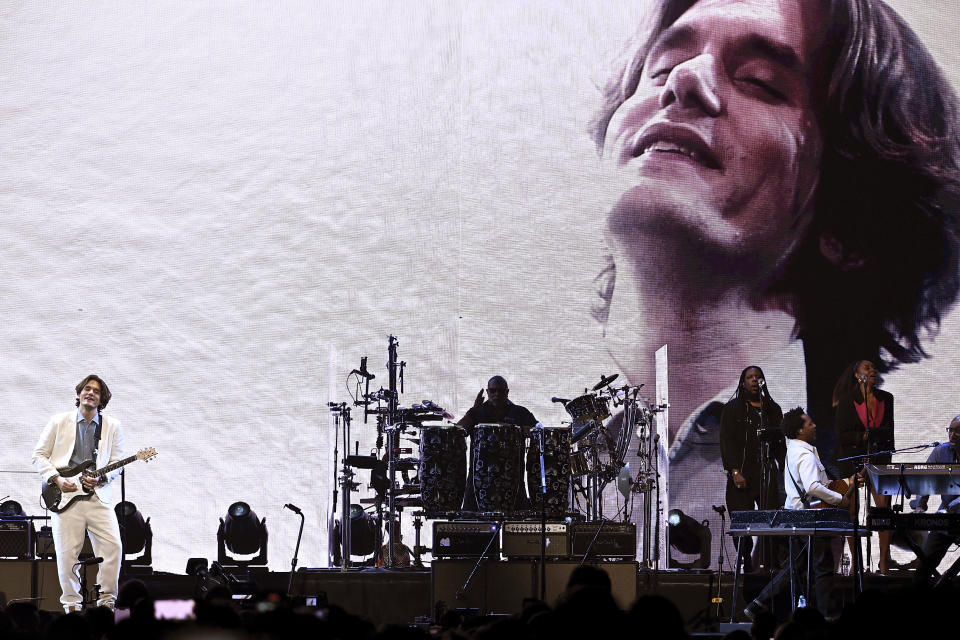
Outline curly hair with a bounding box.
[591,0,960,373]
[781,407,809,440]
[75,374,112,411]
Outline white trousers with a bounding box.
[51,495,122,610]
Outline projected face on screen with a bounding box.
[591,0,960,570]
[603,0,823,274]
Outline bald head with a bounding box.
[488,376,508,390]
[949,416,960,447]
[486,376,509,408]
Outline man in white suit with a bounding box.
[33,374,124,611]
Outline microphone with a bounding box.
[351,356,376,380]
[711,505,726,515]
[551,397,570,404]
[77,556,104,566]
[284,503,303,515]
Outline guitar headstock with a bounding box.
[137,447,158,462]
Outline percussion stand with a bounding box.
[385,335,402,568]
[339,404,356,570]
[586,434,600,521]
[538,425,548,601]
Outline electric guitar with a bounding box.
[40,447,157,513]
[812,477,862,509]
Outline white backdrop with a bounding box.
[1,0,958,574]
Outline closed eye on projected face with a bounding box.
[603,0,826,264]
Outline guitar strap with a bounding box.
[787,462,810,509]
[92,411,102,466]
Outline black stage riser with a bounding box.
[1,562,916,625]
[0,560,95,610]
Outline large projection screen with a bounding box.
[2,0,959,575]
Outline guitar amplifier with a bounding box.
[432,521,500,559]
[570,522,637,559]
[501,522,569,558]
[35,526,94,560]
[0,518,34,559]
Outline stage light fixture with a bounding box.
[0,500,25,516]
[218,501,268,566]
[667,508,711,570]
[114,501,152,567]
[332,504,377,564]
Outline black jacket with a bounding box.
[719,395,785,484]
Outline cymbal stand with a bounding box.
[385,334,402,568]
[584,429,602,520]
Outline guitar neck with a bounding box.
[94,455,139,478]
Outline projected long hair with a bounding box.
[590,0,960,440]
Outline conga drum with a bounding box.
[419,425,467,516]
[527,425,572,516]
[472,423,524,514]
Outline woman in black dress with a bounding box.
[833,359,894,573]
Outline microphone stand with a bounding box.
[286,507,305,596]
[713,506,726,621]
[861,380,873,574]
[755,386,770,571]
[456,519,503,602]
[119,468,126,581]
[328,404,340,568]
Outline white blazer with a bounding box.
[33,410,125,505]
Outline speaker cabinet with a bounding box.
[538,561,638,609]
[35,528,94,559]
[0,560,33,606]
[431,560,535,615]
[431,560,639,616]
[0,520,34,559]
[0,559,96,611]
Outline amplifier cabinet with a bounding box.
[431,560,535,615]
[35,527,94,560]
[570,522,637,559]
[502,522,569,558]
[0,519,35,559]
[432,521,500,559]
[539,561,639,609]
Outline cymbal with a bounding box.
[592,373,619,391]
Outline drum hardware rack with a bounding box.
[330,333,666,570]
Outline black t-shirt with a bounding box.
[458,400,538,433]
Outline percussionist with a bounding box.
[457,376,538,512]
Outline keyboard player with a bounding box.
[911,416,960,585]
